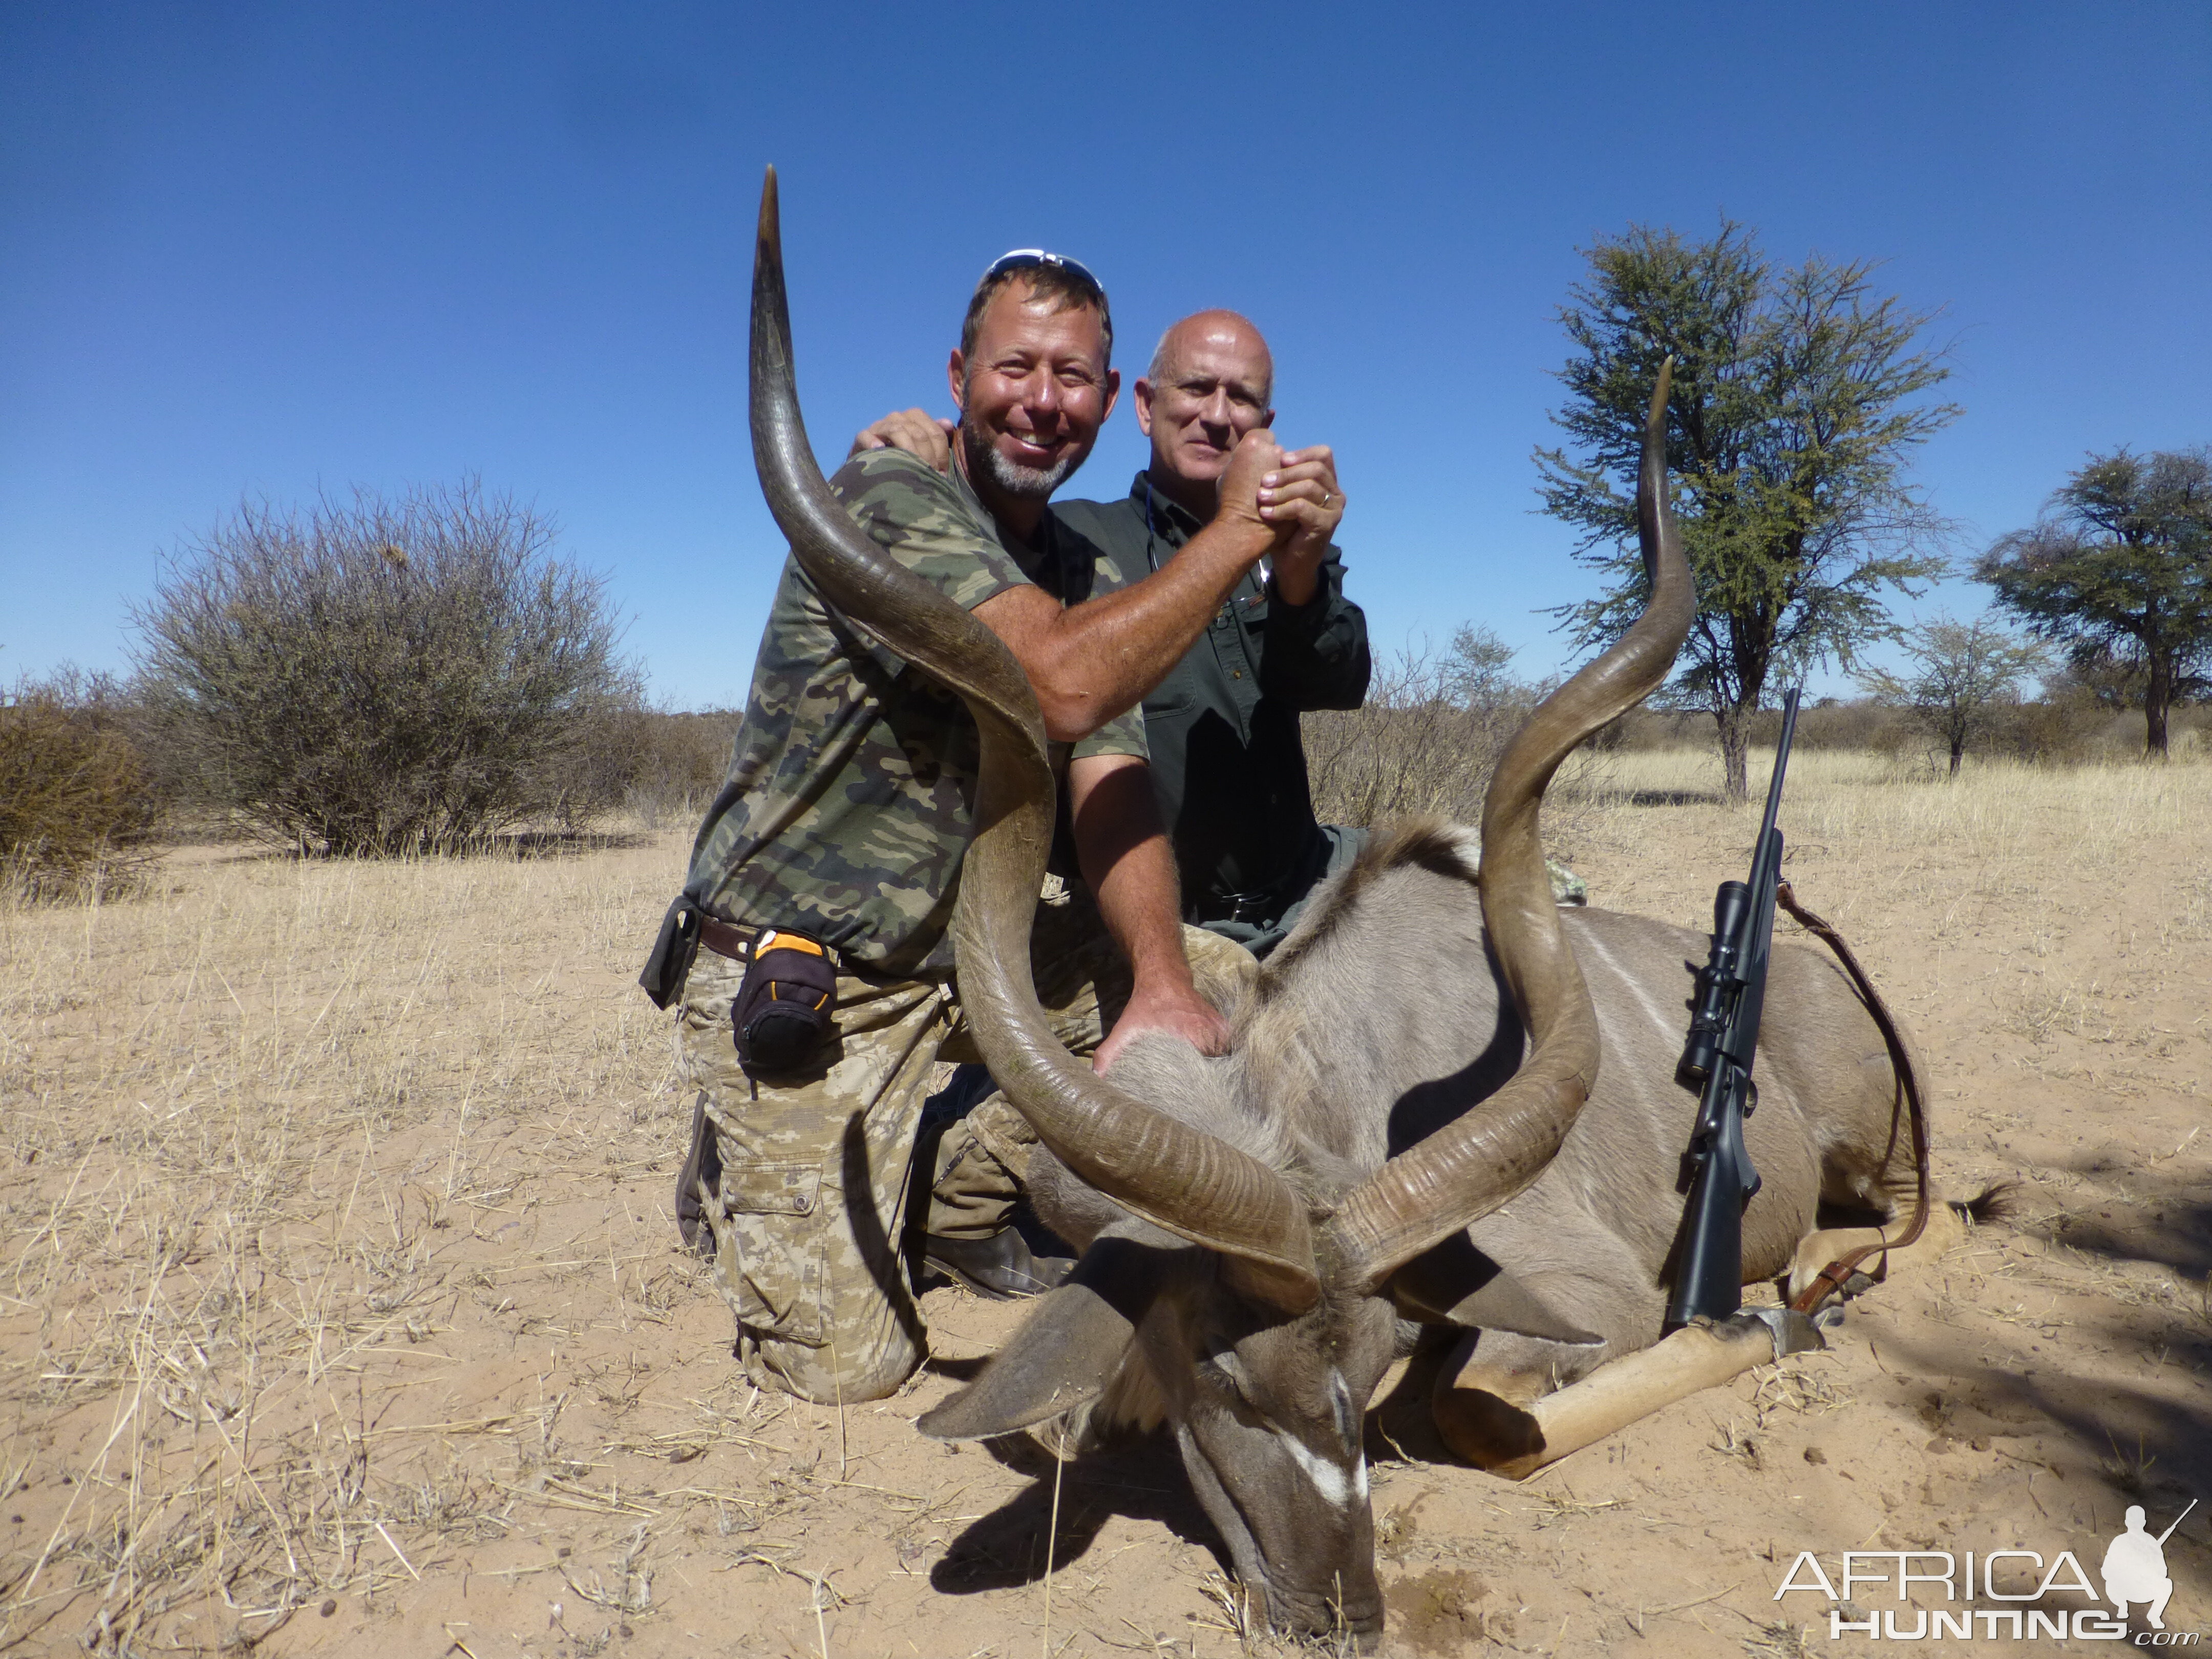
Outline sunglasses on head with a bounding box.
[980,248,1103,292]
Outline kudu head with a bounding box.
[743,167,1693,1644]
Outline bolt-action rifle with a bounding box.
[1664,687,1803,1332]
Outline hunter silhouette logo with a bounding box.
[1771,1497,2200,1641]
[2104,1501,2194,1631]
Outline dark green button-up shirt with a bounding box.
[1054,472,1372,909]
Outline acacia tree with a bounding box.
[1537,221,1958,800]
[1856,612,2047,775]
[1975,448,2212,757]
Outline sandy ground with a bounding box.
[3,750,2207,1657]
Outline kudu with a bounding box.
[745,170,1932,1646]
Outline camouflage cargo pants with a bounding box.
[673,885,1257,1405]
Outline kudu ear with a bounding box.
[1389,1237,1603,1346]
[917,1237,1167,1441]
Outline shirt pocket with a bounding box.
[1143,675,1201,719]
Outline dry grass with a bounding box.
[4,751,2209,1655]
[1565,747,2212,1093]
[0,831,695,1652]
[1578,743,2210,874]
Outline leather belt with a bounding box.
[699,915,764,961]
[698,914,841,972]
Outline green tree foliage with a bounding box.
[132,482,640,854]
[1975,447,2212,757]
[1856,612,2048,775]
[1537,221,1958,800]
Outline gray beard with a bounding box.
[961,414,1079,501]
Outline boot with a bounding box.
[922,1229,1073,1301]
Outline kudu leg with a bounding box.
[1435,1317,1797,1481]
[1785,1198,1964,1306]
[1437,1205,1966,1480]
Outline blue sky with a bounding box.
[4,3,2207,709]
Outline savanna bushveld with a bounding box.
[7,743,2210,1656]
[4,213,2210,1657]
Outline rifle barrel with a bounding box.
[2156,1498,2199,1545]
[1755,688,1803,850]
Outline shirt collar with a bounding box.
[1130,470,1206,545]
[954,451,1060,572]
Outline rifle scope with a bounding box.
[1679,880,1752,1084]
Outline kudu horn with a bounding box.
[1334,363,1695,1288]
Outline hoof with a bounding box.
[1433,1386,1546,1471]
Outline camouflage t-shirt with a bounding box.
[686,448,1147,977]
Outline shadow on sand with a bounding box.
[928,1432,1229,1596]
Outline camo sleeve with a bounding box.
[1054,512,1147,762]
[829,450,1029,642]
[1071,706,1146,761]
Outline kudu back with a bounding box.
[741,171,1923,1647]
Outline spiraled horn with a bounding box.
[1333,362,1694,1287]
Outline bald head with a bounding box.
[1135,310,1277,516]
[1148,310,1274,404]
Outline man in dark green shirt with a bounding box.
[1055,310,1371,955]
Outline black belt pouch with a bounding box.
[732,932,839,1072]
[639,896,703,1010]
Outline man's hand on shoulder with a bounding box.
[849,409,956,473]
[1260,444,1345,607]
[1094,980,1233,1074]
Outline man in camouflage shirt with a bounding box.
[669,253,1343,1405]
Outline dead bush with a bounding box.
[131,481,640,855]
[1303,626,1541,827]
[1794,699,1910,752]
[615,708,741,828]
[0,669,160,902]
[514,705,739,832]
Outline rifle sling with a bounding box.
[1775,881,1935,1314]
